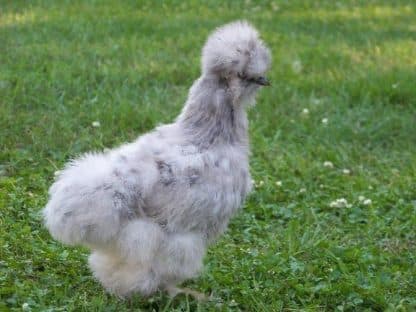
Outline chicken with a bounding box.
[43,20,271,299]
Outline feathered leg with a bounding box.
[89,219,165,297]
[89,221,207,299]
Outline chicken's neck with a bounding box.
[177,76,249,150]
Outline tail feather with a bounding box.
[43,153,130,247]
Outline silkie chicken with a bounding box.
[43,20,271,299]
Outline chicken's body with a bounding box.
[43,21,271,298]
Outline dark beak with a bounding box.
[254,76,270,86]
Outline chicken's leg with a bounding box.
[165,285,207,301]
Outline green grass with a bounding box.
[1,0,416,310]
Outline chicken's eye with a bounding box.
[238,73,247,80]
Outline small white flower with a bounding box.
[322,118,328,125]
[92,121,101,128]
[342,168,350,175]
[329,198,349,208]
[311,98,322,105]
[0,80,9,89]
[54,170,61,177]
[292,59,303,74]
[363,199,372,205]
[229,299,238,307]
[299,188,306,193]
[302,108,309,115]
[358,195,366,202]
[258,180,264,187]
[275,181,282,187]
[22,303,30,311]
[323,161,334,168]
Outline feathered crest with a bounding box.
[201,20,271,77]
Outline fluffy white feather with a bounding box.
[43,20,271,298]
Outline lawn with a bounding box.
[1,0,415,311]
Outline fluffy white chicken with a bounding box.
[43,20,271,299]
